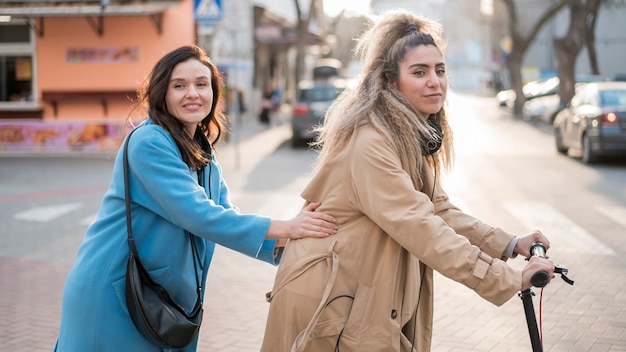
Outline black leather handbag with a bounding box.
[123,129,204,349]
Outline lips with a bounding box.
[183,103,202,110]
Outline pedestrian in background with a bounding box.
[54,45,337,351]
[261,10,555,352]
[259,86,273,125]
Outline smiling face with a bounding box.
[165,58,214,136]
[393,44,447,115]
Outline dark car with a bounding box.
[291,79,347,146]
[553,81,626,163]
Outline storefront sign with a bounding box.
[66,46,139,63]
[0,120,128,153]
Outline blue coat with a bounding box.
[55,120,277,351]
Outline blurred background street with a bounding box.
[2,92,626,351]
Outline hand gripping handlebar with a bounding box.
[528,242,574,287]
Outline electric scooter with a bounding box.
[520,243,574,352]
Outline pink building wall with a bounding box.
[36,0,196,120]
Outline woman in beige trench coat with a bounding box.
[261,10,556,352]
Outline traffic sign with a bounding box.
[194,0,223,22]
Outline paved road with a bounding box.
[2,93,626,351]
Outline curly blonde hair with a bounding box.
[312,9,454,190]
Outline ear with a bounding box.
[390,81,397,89]
[385,74,397,89]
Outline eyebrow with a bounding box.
[170,76,211,82]
[408,62,446,69]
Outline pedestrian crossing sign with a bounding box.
[194,0,223,22]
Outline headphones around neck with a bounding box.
[421,114,444,156]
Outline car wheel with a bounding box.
[554,127,568,154]
[581,133,597,164]
[549,112,558,124]
[291,135,307,148]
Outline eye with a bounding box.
[413,70,425,76]
[436,67,446,75]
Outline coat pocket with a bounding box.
[112,265,173,316]
[342,282,375,337]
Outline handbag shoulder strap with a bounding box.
[123,127,203,301]
[124,128,139,256]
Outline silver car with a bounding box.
[554,81,626,164]
[291,79,347,147]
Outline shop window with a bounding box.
[0,56,33,102]
[0,22,35,105]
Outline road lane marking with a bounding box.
[596,205,626,228]
[255,193,304,219]
[503,200,615,256]
[14,203,82,222]
[80,213,98,226]
[448,196,471,214]
[0,186,107,204]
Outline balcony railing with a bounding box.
[1,0,177,3]
[0,0,181,17]
[0,0,181,35]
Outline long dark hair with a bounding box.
[135,45,228,169]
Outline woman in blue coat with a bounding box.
[54,45,338,351]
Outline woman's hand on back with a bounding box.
[266,202,338,240]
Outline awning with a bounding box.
[0,0,181,17]
[1,0,182,36]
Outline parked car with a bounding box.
[291,79,347,147]
[523,75,608,123]
[496,77,558,107]
[522,93,561,122]
[553,81,626,163]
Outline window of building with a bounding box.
[0,21,35,106]
[0,55,33,102]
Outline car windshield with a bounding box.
[600,89,626,107]
[300,86,343,102]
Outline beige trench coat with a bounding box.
[261,125,523,352]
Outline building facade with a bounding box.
[0,0,324,152]
[0,0,196,122]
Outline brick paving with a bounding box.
[0,257,68,352]
[5,244,623,351]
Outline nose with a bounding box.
[186,86,199,98]
[426,72,440,88]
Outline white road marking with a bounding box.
[14,202,83,222]
[503,200,615,256]
[80,213,98,226]
[448,196,471,214]
[255,193,304,219]
[596,205,626,228]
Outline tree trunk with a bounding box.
[294,0,318,84]
[553,0,603,107]
[554,36,577,106]
[296,20,307,82]
[499,0,568,116]
[585,9,600,75]
[506,50,525,116]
